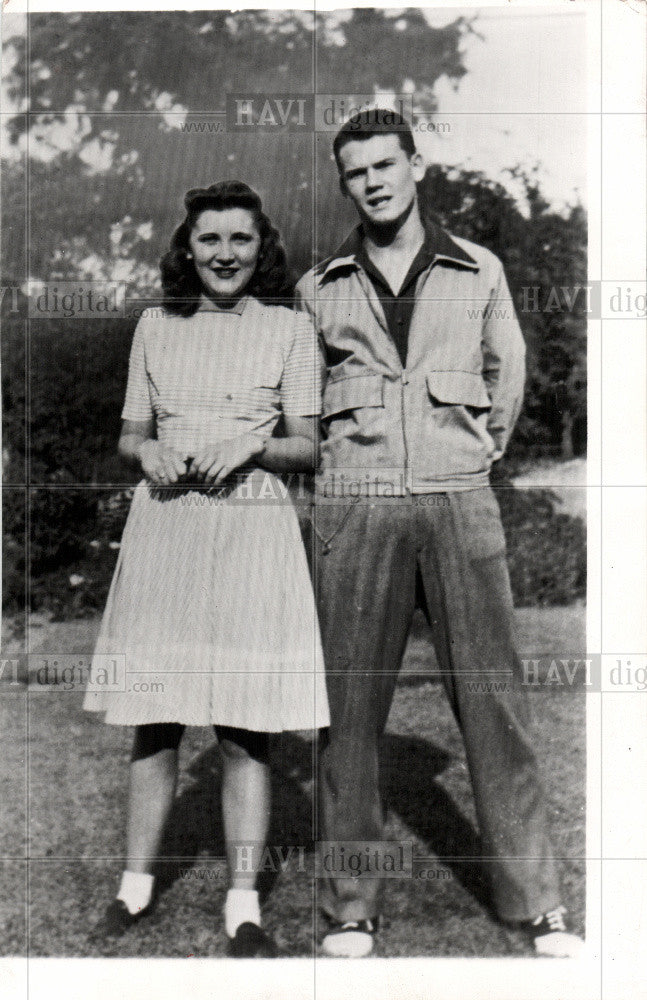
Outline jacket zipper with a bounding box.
[357,265,411,493]
[400,369,409,493]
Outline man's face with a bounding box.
[337,134,425,226]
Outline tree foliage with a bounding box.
[2,10,474,283]
[4,11,472,150]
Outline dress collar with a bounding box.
[197,294,249,315]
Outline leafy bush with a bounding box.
[2,489,26,616]
[25,488,130,621]
[29,318,135,484]
[1,303,137,619]
[494,477,586,607]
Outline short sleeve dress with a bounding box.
[83,297,329,732]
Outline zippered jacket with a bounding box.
[295,224,526,494]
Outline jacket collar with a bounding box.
[318,219,478,285]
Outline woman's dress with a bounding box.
[83,297,329,731]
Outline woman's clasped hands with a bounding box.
[187,434,265,483]
[139,436,265,486]
[138,439,187,486]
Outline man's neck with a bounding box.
[361,201,425,260]
[360,201,426,295]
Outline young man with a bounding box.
[296,109,583,959]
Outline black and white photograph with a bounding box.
[1,1,645,998]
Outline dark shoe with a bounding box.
[92,898,154,940]
[227,922,279,958]
[321,917,378,957]
[520,906,584,957]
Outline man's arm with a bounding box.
[482,263,526,461]
[294,272,329,391]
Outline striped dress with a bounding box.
[83,296,329,731]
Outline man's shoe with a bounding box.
[321,917,378,958]
[523,906,584,958]
[227,922,279,958]
[92,898,154,939]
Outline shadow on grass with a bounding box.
[153,732,319,903]
[152,730,490,917]
[380,733,492,914]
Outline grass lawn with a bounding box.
[0,605,585,958]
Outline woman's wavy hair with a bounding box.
[160,181,294,316]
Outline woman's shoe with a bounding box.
[227,922,279,958]
[92,898,155,939]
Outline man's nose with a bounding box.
[365,169,381,191]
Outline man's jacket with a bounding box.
[295,223,526,494]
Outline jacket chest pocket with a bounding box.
[423,370,494,473]
[425,370,491,414]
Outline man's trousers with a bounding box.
[309,487,560,924]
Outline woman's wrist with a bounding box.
[135,438,156,466]
[251,435,270,463]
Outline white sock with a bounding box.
[116,870,154,916]
[224,888,261,938]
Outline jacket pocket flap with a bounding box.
[323,375,384,417]
[426,370,491,409]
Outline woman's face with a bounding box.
[188,207,261,300]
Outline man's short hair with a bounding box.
[333,108,416,172]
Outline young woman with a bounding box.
[84,181,329,957]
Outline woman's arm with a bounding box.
[118,418,154,467]
[119,419,186,485]
[187,417,319,484]
[257,415,319,473]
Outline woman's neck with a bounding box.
[198,292,248,312]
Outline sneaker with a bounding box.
[321,917,378,958]
[227,922,279,958]
[524,906,584,958]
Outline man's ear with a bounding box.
[410,151,425,184]
[338,174,348,198]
